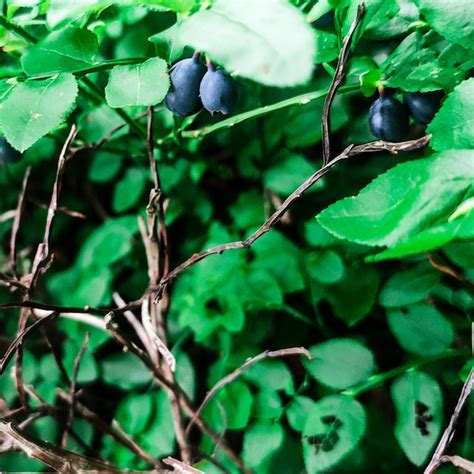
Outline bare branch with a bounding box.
[0,312,58,375]
[322,3,365,165]
[9,167,31,276]
[163,456,204,473]
[424,368,474,474]
[155,135,431,301]
[61,333,89,448]
[186,347,311,436]
[427,253,474,292]
[439,455,474,472]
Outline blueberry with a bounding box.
[0,137,20,164]
[368,96,409,142]
[164,53,207,117]
[404,91,443,125]
[199,63,237,115]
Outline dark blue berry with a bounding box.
[199,64,236,116]
[404,91,443,125]
[314,11,334,28]
[164,53,207,117]
[368,96,409,142]
[0,137,20,164]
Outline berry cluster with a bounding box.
[0,137,20,164]
[368,90,443,142]
[165,52,237,117]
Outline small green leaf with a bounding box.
[379,265,439,308]
[305,339,375,390]
[306,249,345,284]
[244,359,294,395]
[243,421,285,470]
[391,371,443,466]
[0,74,78,152]
[428,78,474,151]
[63,340,99,384]
[287,396,317,432]
[177,0,316,86]
[101,352,152,389]
[112,167,147,213]
[105,57,170,107]
[387,303,454,356]
[21,27,98,75]
[314,30,338,64]
[359,68,382,97]
[303,395,366,472]
[115,393,155,435]
[89,151,124,183]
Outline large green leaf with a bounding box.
[428,78,474,151]
[382,31,473,92]
[387,303,454,356]
[177,0,315,86]
[303,395,366,473]
[105,57,170,107]
[416,0,474,47]
[287,396,317,432]
[317,151,474,247]
[391,371,443,466]
[21,27,98,75]
[305,339,375,390]
[0,74,78,152]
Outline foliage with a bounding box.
[0,0,472,473]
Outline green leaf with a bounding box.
[77,217,138,268]
[46,0,112,28]
[0,74,78,152]
[428,79,474,151]
[89,151,124,183]
[21,27,98,75]
[382,31,473,92]
[264,152,319,196]
[105,57,170,108]
[203,380,254,431]
[379,265,439,308]
[359,68,382,97]
[317,151,474,247]
[177,0,316,86]
[303,395,366,473]
[324,265,379,325]
[253,390,283,420]
[115,392,155,435]
[314,30,338,64]
[79,104,127,144]
[306,249,345,284]
[70,265,113,307]
[244,359,294,395]
[242,421,285,470]
[391,371,443,466]
[112,167,147,212]
[305,339,375,390]
[101,352,152,389]
[416,0,474,47]
[367,208,474,261]
[387,303,454,356]
[287,396,317,432]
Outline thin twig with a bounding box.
[61,333,90,449]
[56,389,164,470]
[154,135,431,301]
[322,3,365,165]
[186,347,311,436]
[9,167,31,276]
[427,253,474,292]
[162,457,204,473]
[0,312,58,375]
[424,368,474,474]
